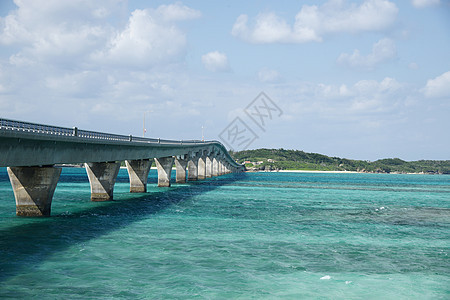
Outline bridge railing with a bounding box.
[76,129,130,142]
[0,118,207,146]
[0,118,74,136]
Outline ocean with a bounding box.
[0,167,449,299]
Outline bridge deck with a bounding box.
[0,118,241,168]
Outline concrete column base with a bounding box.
[205,156,212,178]
[212,157,219,176]
[188,157,199,181]
[198,156,206,180]
[85,162,120,201]
[154,156,174,187]
[126,159,151,193]
[7,166,61,217]
[175,156,188,183]
[218,161,224,176]
[219,162,226,175]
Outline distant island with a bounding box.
[230,148,450,174]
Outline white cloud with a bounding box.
[353,77,401,95]
[91,3,201,68]
[0,0,118,48]
[232,13,296,44]
[337,38,397,70]
[92,8,190,68]
[232,0,398,43]
[0,1,200,68]
[258,68,281,83]
[201,51,230,72]
[286,77,404,119]
[423,71,450,98]
[155,2,202,22]
[411,0,440,8]
[45,71,107,97]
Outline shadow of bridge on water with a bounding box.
[0,171,247,283]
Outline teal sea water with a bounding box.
[0,167,449,299]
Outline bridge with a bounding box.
[0,118,244,217]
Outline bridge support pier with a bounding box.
[188,156,199,181]
[217,161,222,175]
[7,166,61,217]
[205,156,212,178]
[85,162,120,201]
[218,161,225,175]
[198,155,206,180]
[126,159,151,193]
[154,156,175,187]
[212,157,219,176]
[175,156,188,183]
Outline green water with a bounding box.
[0,168,449,299]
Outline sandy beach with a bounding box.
[257,170,359,174]
[255,170,434,175]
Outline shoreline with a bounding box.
[252,170,441,175]
[256,170,359,174]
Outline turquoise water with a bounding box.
[0,168,449,299]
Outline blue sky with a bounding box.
[0,0,449,160]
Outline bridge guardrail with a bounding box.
[0,118,73,136]
[76,129,130,142]
[0,118,201,145]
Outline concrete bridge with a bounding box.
[0,118,244,217]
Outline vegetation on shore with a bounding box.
[230,148,450,174]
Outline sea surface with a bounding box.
[0,168,449,299]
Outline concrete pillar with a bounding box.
[188,156,199,181]
[154,156,175,187]
[205,156,212,178]
[85,162,120,201]
[217,160,221,176]
[220,161,226,175]
[7,166,61,217]
[218,161,224,175]
[126,159,151,193]
[212,157,219,176]
[198,155,206,180]
[175,155,188,183]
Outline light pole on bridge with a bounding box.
[143,110,152,137]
